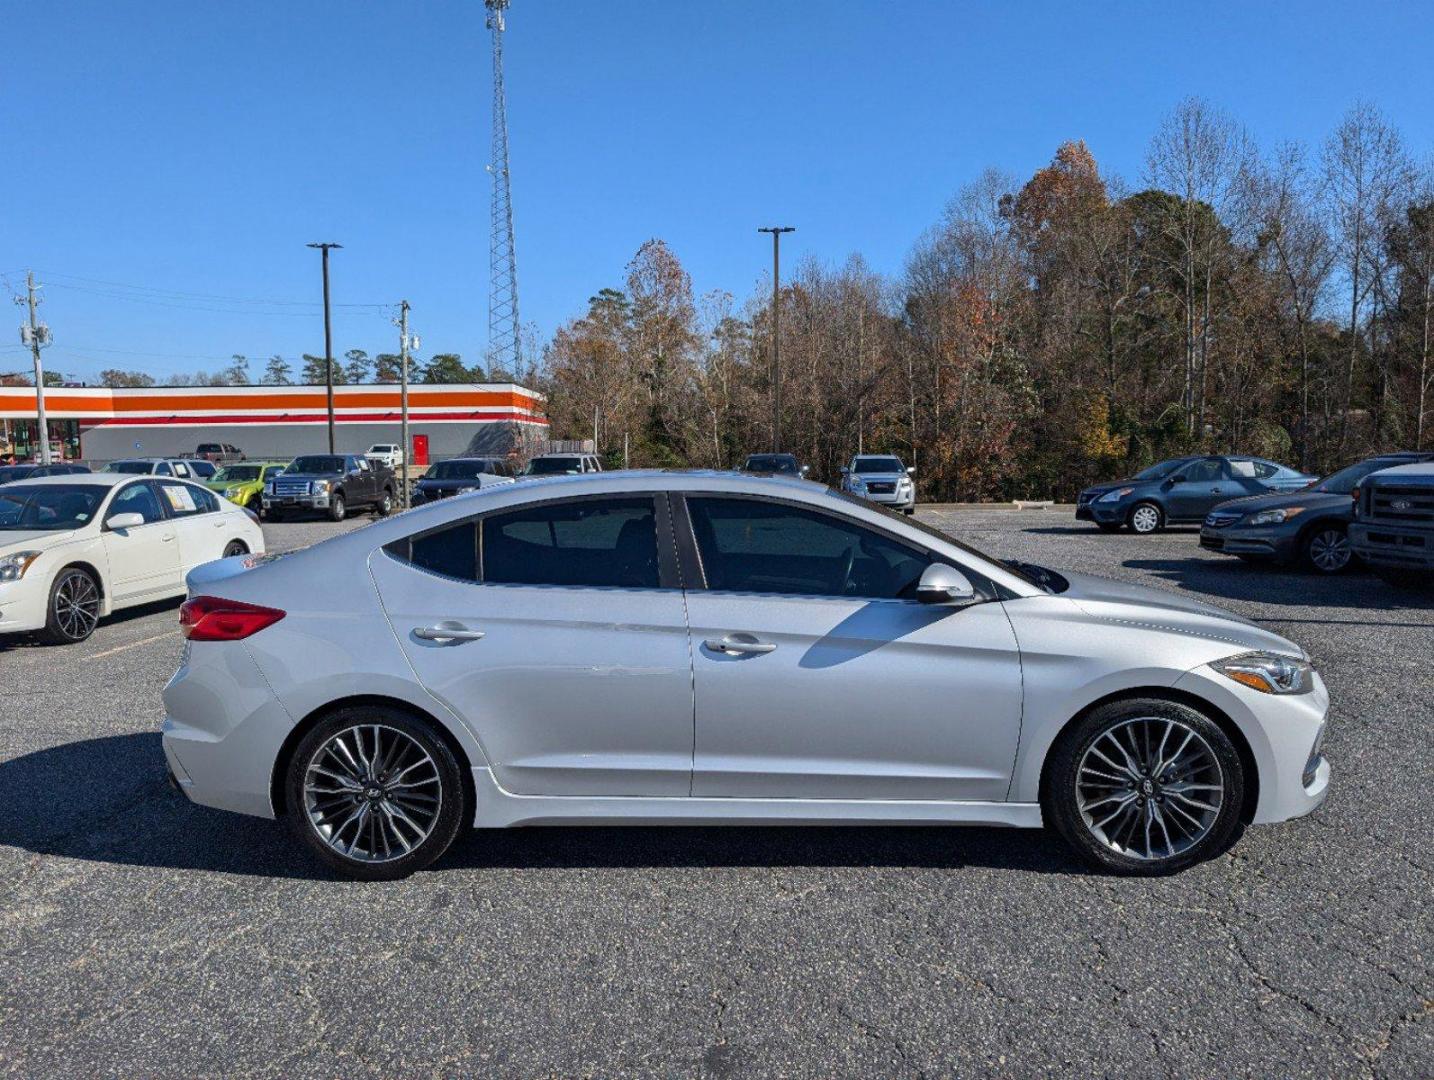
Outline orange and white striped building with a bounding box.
[0,382,547,463]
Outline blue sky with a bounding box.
[3,0,1432,384]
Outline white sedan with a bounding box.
[0,473,264,645]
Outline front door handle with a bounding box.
[705,634,777,655]
[414,622,485,644]
[160,533,176,543]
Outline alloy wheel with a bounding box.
[303,724,443,863]
[1076,716,1225,862]
[1130,504,1161,534]
[52,570,100,641]
[1307,528,1350,573]
[222,541,247,559]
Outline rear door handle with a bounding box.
[160,534,176,543]
[704,634,777,655]
[414,622,485,644]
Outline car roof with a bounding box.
[1366,461,1434,479]
[2,471,145,489]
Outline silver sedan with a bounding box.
[162,471,1330,879]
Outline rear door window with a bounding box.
[483,497,659,588]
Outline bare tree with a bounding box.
[1322,102,1411,451]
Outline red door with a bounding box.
[411,434,429,466]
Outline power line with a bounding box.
[34,270,393,309]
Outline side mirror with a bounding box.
[916,563,977,605]
[799,464,811,476]
[839,466,850,475]
[906,466,916,476]
[106,512,146,531]
[1165,475,1183,486]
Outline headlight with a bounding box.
[1246,507,1304,526]
[263,482,274,495]
[1098,487,1134,503]
[1212,651,1313,695]
[310,480,331,494]
[0,550,42,583]
[224,486,242,498]
[850,476,867,490]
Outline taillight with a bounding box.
[179,595,285,641]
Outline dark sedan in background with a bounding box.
[410,457,516,505]
[0,462,91,484]
[1077,455,1316,534]
[1202,452,1434,573]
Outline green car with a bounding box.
[205,461,288,509]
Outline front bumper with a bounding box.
[1199,524,1297,560]
[262,493,331,511]
[1172,666,1331,825]
[0,576,50,635]
[1077,500,1127,524]
[850,487,915,510]
[1349,522,1433,570]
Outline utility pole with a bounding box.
[307,242,342,452]
[758,226,794,452]
[18,272,54,464]
[397,300,414,508]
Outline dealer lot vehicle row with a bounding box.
[163,471,1328,880]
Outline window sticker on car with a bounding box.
[163,484,196,512]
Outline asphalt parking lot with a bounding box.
[1,507,1430,1078]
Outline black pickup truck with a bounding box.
[260,453,396,522]
[1349,461,1434,586]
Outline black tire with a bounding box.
[1096,522,1122,533]
[283,707,467,881]
[1302,524,1353,575]
[327,493,346,522]
[1044,697,1246,876]
[222,540,249,559]
[1127,502,1163,535]
[37,566,102,646]
[375,488,394,517]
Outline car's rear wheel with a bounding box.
[1304,526,1352,574]
[38,567,102,645]
[284,708,467,880]
[222,540,248,558]
[375,489,393,517]
[1128,502,1163,534]
[1045,698,1245,875]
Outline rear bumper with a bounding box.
[1349,523,1434,569]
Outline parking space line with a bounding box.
[87,631,176,660]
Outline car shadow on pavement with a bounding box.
[0,733,1092,880]
[1121,558,1434,615]
[0,597,183,653]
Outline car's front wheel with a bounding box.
[1045,698,1245,875]
[284,708,467,880]
[37,567,102,645]
[1304,525,1352,574]
[328,493,346,522]
[1127,502,1163,534]
[375,489,393,517]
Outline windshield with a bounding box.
[103,461,154,474]
[430,460,492,480]
[287,456,345,474]
[0,485,107,531]
[744,455,800,473]
[1316,458,1406,494]
[853,456,905,474]
[214,465,262,482]
[1132,458,1189,481]
[0,467,36,484]
[525,457,583,475]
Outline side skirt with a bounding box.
[471,767,1043,829]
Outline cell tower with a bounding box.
[485,0,520,377]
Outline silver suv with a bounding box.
[523,453,603,477]
[841,454,916,514]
